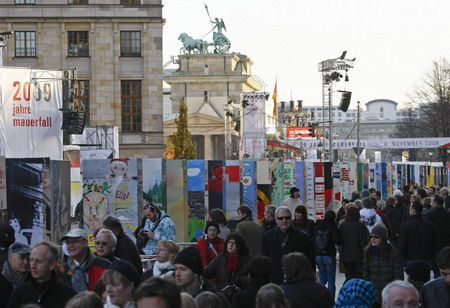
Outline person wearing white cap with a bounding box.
[61,228,110,292]
[0,242,31,307]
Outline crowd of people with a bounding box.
[0,184,449,307]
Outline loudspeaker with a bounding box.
[339,91,352,112]
[61,110,86,134]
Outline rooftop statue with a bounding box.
[177,5,231,55]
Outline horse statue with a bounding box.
[178,33,208,54]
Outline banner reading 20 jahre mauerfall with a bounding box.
[0,67,63,159]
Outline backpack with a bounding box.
[314,226,331,255]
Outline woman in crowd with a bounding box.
[208,209,230,240]
[291,205,315,238]
[363,224,403,308]
[142,240,179,283]
[196,221,224,266]
[338,207,369,282]
[141,203,176,256]
[255,283,291,308]
[102,259,142,308]
[280,252,333,308]
[334,278,375,308]
[202,233,252,296]
[313,210,341,299]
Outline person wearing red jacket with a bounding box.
[61,229,110,292]
[196,221,224,266]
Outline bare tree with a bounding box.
[407,58,450,166]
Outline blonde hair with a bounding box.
[181,292,199,308]
[158,240,180,262]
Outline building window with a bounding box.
[15,0,35,3]
[120,31,141,57]
[68,0,88,3]
[15,31,36,57]
[68,31,89,57]
[120,0,140,4]
[121,80,142,132]
[74,81,90,125]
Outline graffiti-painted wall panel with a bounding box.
[225,160,240,220]
[242,160,257,220]
[82,159,139,239]
[166,160,188,242]
[50,160,71,243]
[6,158,51,245]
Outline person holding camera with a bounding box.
[140,203,176,256]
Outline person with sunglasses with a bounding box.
[363,224,403,308]
[262,206,315,284]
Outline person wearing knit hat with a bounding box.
[196,220,224,266]
[102,259,141,308]
[363,224,403,306]
[174,247,229,306]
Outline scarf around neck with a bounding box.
[226,252,239,276]
[152,260,175,279]
[2,260,28,287]
[69,249,96,292]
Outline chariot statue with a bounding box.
[177,5,231,55]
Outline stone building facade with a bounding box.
[164,53,262,160]
[0,0,164,158]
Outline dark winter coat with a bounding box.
[262,226,316,284]
[420,277,450,308]
[313,219,341,257]
[281,280,333,308]
[202,253,252,291]
[7,272,76,308]
[398,215,439,261]
[230,283,263,308]
[363,243,404,304]
[0,272,12,308]
[291,218,315,238]
[424,207,450,249]
[338,215,369,262]
[115,231,143,275]
[383,204,401,238]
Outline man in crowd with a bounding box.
[173,247,228,306]
[61,228,110,291]
[381,280,419,308]
[134,277,181,308]
[262,205,276,232]
[0,223,15,267]
[420,247,450,308]
[398,201,439,267]
[236,205,263,257]
[0,242,31,307]
[231,256,272,308]
[102,216,143,274]
[281,187,304,216]
[424,194,450,277]
[8,241,76,308]
[439,187,450,210]
[94,228,119,263]
[262,206,315,284]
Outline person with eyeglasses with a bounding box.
[93,228,119,263]
[262,206,315,284]
[381,280,419,308]
[420,246,450,308]
[61,229,110,292]
[363,224,404,307]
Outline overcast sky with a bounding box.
[163,0,450,109]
